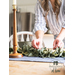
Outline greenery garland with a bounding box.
[9,44,65,58]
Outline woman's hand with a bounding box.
[32,38,42,49]
[53,38,64,49]
[53,28,65,49]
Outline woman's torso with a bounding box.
[39,0,65,35]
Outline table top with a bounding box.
[9,61,65,75]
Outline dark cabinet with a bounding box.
[9,12,35,36]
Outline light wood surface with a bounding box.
[9,61,65,75]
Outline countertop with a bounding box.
[9,61,65,75]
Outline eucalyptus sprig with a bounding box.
[9,44,65,58]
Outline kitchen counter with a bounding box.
[9,61,65,75]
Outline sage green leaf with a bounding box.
[62,51,65,57]
[9,48,13,52]
[43,50,48,54]
[24,52,29,56]
[29,47,35,50]
[59,52,63,57]
[54,54,59,56]
[48,53,50,58]
[52,51,56,55]
[56,47,58,51]
[9,44,65,58]
[17,47,22,53]
[10,51,13,54]
[50,50,53,54]
[28,53,33,57]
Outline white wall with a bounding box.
[9,0,54,48]
[9,0,37,14]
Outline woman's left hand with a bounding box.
[53,38,64,49]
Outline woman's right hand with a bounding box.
[32,38,42,49]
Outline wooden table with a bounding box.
[9,61,65,75]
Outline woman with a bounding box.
[32,0,65,49]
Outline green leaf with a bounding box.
[28,53,33,57]
[9,45,65,58]
[9,48,13,52]
[24,52,29,56]
[43,50,48,54]
[54,54,59,57]
[29,47,35,50]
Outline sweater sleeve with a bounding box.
[62,0,65,28]
[33,0,48,34]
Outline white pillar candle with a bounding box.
[13,0,16,5]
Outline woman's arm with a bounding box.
[53,0,65,49]
[53,28,65,49]
[35,30,44,39]
[56,28,65,40]
[32,30,44,49]
[32,0,47,49]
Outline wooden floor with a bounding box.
[9,61,65,75]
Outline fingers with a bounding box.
[55,41,61,48]
[53,39,64,49]
[53,40,56,49]
[53,40,58,49]
[60,42,64,48]
[32,40,38,49]
[38,42,42,49]
[32,39,42,49]
[57,40,64,48]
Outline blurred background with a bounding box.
[9,0,54,48]
[9,0,37,36]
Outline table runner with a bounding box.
[9,56,65,63]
